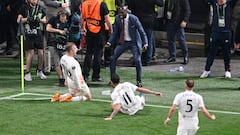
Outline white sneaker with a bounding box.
[24,73,32,81]
[225,71,231,78]
[37,70,47,80]
[200,71,210,78]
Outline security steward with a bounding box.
[81,0,112,82]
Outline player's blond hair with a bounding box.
[65,42,76,52]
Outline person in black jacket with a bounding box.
[163,0,191,65]
[1,0,25,55]
[17,0,47,81]
[235,20,240,48]
[200,0,235,79]
[46,10,70,86]
[128,0,163,66]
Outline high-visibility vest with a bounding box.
[81,0,102,33]
[102,0,116,24]
[155,5,158,12]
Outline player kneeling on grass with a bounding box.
[164,78,216,135]
[104,74,162,120]
[51,42,92,102]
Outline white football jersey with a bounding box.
[111,82,143,115]
[60,55,87,93]
[173,90,204,130]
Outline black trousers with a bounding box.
[83,34,104,79]
[235,21,240,44]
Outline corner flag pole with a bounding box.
[18,18,25,93]
[20,34,25,93]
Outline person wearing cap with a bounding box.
[46,9,70,86]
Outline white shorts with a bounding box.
[120,95,145,115]
[176,128,199,135]
[67,78,90,96]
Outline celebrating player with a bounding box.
[104,74,162,120]
[164,78,216,135]
[51,42,92,102]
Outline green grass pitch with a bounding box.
[0,58,240,135]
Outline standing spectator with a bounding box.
[232,0,240,50]
[105,6,148,87]
[69,0,82,15]
[164,0,191,65]
[128,0,163,66]
[2,0,25,55]
[67,0,82,47]
[0,0,8,46]
[102,0,122,67]
[235,20,240,48]
[231,0,240,52]
[17,0,47,81]
[200,0,235,78]
[51,42,92,102]
[103,0,122,24]
[46,10,70,86]
[104,73,162,120]
[164,78,216,135]
[42,0,70,20]
[80,0,112,82]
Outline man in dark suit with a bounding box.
[105,6,148,87]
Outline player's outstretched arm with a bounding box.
[104,103,121,121]
[136,87,163,97]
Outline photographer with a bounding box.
[17,0,47,81]
[46,9,70,86]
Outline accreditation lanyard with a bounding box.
[57,0,65,3]
[167,0,174,19]
[27,5,39,19]
[216,3,226,27]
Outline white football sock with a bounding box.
[71,96,87,101]
[60,93,71,99]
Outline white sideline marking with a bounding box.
[92,99,240,115]
[1,94,240,115]
[4,97,51,101]
[0,93,51,101]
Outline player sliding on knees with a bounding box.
[51,42,92,102]
[104,74,162,120]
